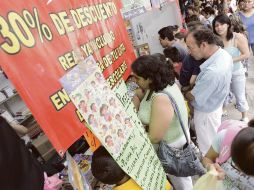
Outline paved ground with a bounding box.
[224,56,254,121]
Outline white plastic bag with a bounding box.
[193,166,225,190]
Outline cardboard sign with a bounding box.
[83,126,101,152]
[0,0,136,154]
[60,56,166,190]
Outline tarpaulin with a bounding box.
[0,0,136,154]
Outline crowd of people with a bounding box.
[1,0,254,190]
[124,0,254,189]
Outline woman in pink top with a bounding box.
[201,119,254,190]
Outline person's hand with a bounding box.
[181,86,192,93]
[11,123,28,136]
[184,91,195,101]
[208,163,225,180]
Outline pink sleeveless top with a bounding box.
[216,120,247,164]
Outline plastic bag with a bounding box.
[193,166,225,190]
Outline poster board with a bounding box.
[0,0,136,154]
[60,56,167,190]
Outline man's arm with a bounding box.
[189,74,198,87]
[10,123,28,136]
[191,71,217,108]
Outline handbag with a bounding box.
[157,90,206,177]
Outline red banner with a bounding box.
[0,0,136,154]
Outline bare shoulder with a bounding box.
[152,94,171,106]
[234,32,248,47]
[152,94,173,114]
[234,32,246,41]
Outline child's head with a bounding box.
[168,25,180,35]
[115,114,121,120]
[202,7,215,19]
[95,72,102,79]
[187,5,199,16]
[163,47,182,63]
[231,119,254,176]
[109,97,115,105]
[238,0,245,10]
[126,74,136,83]
[88,114,95,124]
[185,14,200,24]
[187,21,206,31]
[90,103,96,111]
[175,32,186,42]
[100,104,108,116]
[105,135,114,147]
[91,146,126,185]
[117,129,124,138]
[91,81,96,86]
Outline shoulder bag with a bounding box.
[157,91,206,177]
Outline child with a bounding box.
[168,25,180,35]
[202,6,215,27]
[125,75,144,111]
[91,146,172,190]
[175,32,187,49]
[163,47,182,79]
[202,119,254,190]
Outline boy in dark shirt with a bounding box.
[179,54,202,91]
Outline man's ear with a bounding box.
[200,41,207,49]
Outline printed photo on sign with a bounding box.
[60,56,134,156]
[61,57,166,190]
[60,61,97,94]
